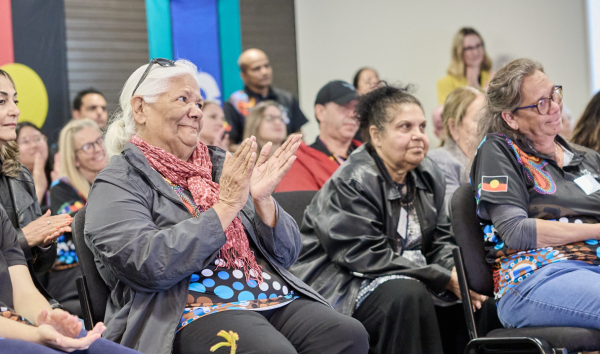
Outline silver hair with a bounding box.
[476,58,544,146]
[104,59,200,157]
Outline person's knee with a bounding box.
[344,317,369,346]
[381,279,433,311]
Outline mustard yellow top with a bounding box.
[436,70,491,105]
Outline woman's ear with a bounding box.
[369,125,381,148]
[501,111,519,130]
[131,96,147,125]
[447,118,460,142]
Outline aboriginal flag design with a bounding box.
[482,176,508,192]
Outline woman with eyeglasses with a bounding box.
[471,58,600,331]
[16,123,52,213]
[46,118,107,317]
[243,101,287,158]
[437,27,493,105]
[85,59,368,354]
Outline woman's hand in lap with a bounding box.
[250,134,301,202]
[37,322,105,352]
[37,309,81,338]
[446,267,488,312]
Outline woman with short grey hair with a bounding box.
[88,58,368,354]
[471,58,600,331]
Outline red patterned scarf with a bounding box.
[129,135,262,283]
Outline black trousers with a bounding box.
[352,278,474,354]
[173,297,369,354]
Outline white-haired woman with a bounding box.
[85,58,368,354]
[46,118,107,317]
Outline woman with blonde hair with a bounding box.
[47,118,107,316]
[437,27,492,104]
[243,100,288,157]
[428,86,486,205]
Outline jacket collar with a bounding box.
[364,144,427,201]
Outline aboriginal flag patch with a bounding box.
[482,176,508,192]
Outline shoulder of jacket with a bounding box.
[272,86,293,100]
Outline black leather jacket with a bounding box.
[0,166,56,275]
[289,144,456,316]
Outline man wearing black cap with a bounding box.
[275,80,361,192]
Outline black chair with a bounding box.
[450,184,600,354]
[71,205,110,330]
[272,190,317,226]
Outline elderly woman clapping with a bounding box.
[290,84,486,354]
[85,59,368,354]
[471,58,600,330]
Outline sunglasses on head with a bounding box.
[131,58,176,97]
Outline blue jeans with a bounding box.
[497,260,600,329]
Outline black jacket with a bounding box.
[289,144,456,316]
[0,166,56,275]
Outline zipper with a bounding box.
[240,208,331,308]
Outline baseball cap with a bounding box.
[314,80,359,106]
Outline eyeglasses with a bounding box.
[76,137,104,154]
[463,43,484,53]
[513,86,563,115]
[131,58,176,97]
[264,114,285,123]
[18,134,47,147]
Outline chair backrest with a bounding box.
[272,190,318,227]
[450,184,494,296]
[72,205,109,323]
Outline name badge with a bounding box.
[397,207,408,239]
[574,174,600,195]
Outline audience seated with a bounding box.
[428,86,485,206]
[16,122,52,213]
[224,49,307,151]
[71,88,108,129]
[290,84,486,354]
[275,80,362,192]
[242,101,287,157]
[0,70,73,292]
[0,204,115,353]
[353,67,381,95]
[571,91,600,153]
[198,101,229,151]
[437,27,492,104]
[471,58,600,330]
[46,118,107,317]
[85,59,369,354]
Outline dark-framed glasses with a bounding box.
[463,43,484,53]
[76,137,104,154]
[131,58,176,97]
[513,85,563,115]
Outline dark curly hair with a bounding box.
[355,83,422,144]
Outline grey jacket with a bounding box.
[427,138,470,209]
[84,142,329,354]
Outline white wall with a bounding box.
[295,0,591,146]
